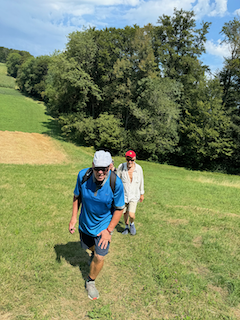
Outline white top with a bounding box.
[117,162,144,203]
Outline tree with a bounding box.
[60,112,126,154]
[154,8,210,114]
[94,113,125,153]
[130,77,181,161]
[6,51,33,78]
[65,28,101,117]
[110,25,159,130]
[17,55,50,100]
[218,17,240,171]
[90,25,140,115]
[1,47,32,64]
[45,53,101,116]
[0,47,10,63]
[179,78,234,169]
[219,17,240,108]
[154,9,210,82]
[6,52,22,78]
[47,25,182,161]
[154,9,218,167]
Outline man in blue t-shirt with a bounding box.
[69,150,125,300]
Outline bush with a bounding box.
[60,112,126,154]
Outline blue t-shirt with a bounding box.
[74,168,125,237]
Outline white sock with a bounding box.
[125,224,129,229]
[130,222,134,226]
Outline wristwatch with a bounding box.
[107,227,113,235]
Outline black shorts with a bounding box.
[79,231,110,256]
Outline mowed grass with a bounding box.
[0,63,16,89]
[0,90,55,134]
[0,63,56,134]
[1,158,240,319]
[1,67,240,319]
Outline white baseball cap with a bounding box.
[93,150,112,167]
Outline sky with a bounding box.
[0,0,239,74]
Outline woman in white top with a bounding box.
[117,150,144,235]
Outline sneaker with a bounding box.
[122,227,129,235]
[86,280,99,300]
[88,251,94,266]
[130,224,136,235]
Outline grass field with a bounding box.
[0,87,56,134]
[0,63,16,89]
[0,63,57,134]
[1,65,240,319]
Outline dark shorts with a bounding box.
[79,231,110,256]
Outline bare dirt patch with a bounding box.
[0,131,67,165]
[192,236,202,247]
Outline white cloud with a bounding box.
[205,39,231,59]
[193,0,227,19]
[0,0,237,70]
[209,0,227,17]
[193,0,212,19]
[123,0,194,26]
[234,9,240,16]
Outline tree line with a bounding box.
[3,9,240,173]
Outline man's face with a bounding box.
[92,164,110,182]
[126,157,135,169]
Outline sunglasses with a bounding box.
[126,158,135,162]
[93,167,109,172]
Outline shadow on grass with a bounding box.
[41,118,65,141]
[41,115,84,147]
[115,220,125,233]
[54,222,125,279]
[54,241,89,280]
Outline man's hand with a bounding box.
[97,229,112,249]
[69,217,77,234]
[140,194,144,202]
[69,197,79,234]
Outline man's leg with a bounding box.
[86,254,104,300]
[80,232,95,265]
[88,245,95,266]
[89,253,105,279]
[79,232,100,300]
[86,236,109,300]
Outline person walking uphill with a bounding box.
[69,150,125,300]
[117,150,144,236]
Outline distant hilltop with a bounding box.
[0,46,31,63]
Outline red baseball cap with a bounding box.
[125,150,136,158]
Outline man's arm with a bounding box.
[108,209,124,231]
[69,195,79,234]
[97,209,124,249]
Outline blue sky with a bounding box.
[0,0,239,73]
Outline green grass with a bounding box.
[0,88,59,135]
[0,63,57,135]
[1,66,240,319]
[0,63,16,89]
[1,157,240,319]
[0,91,56,133]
